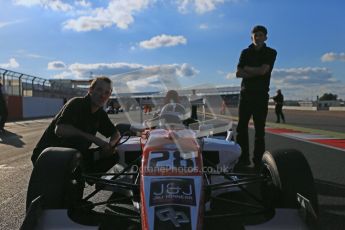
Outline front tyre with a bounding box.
[261,149,318,215]
[26,147,84,210]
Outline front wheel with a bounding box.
[26,147,84,210]
[261,149,318,215]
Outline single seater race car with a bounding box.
[22,100,318,230]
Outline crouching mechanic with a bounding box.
[31,76,120,173]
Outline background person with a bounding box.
[273,89,285,123]
[220,99,226,115]
[0,82,8,132]
[189,89,199,120]
[144,90,181,128]
[235,25,277,169]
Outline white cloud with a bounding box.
[63,15,113,32]
[139,34,187,49]
[321,52,345,62]
[0,58,19,69]
[13,0,73,12]
[66,62,198,78]
[114,64,198,93]
[14,50,52,60]
[51,61,199,92]
[26,53,47,59]
[199,23,208,29]
[68,62,144,78]
[270,67,345,100]
[224,67,345,99]
[225,71,236,79]
[13,0,41,7]
[48,61,66,70]
[75,0,91,8]
[271,67,337,85]
[12,0,238,32]
[176,0,230,14]
[0,19,26,28]
[126,75,163,92]
[178,63,199,77]
[63,0,151,31]
[51,71,74,79]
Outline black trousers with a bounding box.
[191,105,198,120]
[275,104,285,122]
[236,91,269,164]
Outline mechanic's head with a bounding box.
[89,76,113,108]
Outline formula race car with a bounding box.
[21,69,318,229]
[21,99,318,230]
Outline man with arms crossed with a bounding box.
[235,25,277,169]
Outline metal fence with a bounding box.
[0,68,87,98]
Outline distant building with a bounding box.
[317,100,343,109]
[298,101,314,107]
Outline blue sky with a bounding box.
[1,0,345,100]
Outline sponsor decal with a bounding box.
[150,178,196,206]
[154,206,191,230]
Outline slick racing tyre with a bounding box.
[26,147,84,210]
[261,149,318,215]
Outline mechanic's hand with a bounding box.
[100,143,116,158]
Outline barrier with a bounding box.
[22,97,63,119]
[7,95,23,120]
[329,107,345,111]
[268,105,317,111]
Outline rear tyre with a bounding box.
[261,149,318,215]
[26,147,84,210]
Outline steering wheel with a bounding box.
[156,103,187,128]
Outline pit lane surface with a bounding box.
[0,109,344,229]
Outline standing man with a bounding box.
[235,25,277,168]
[31,76,120,173]
[273,89,285,123]
[0,82,8,132]
[190,89,199,120]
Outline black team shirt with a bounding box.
[32,94,117,163]
[237,43,277,93]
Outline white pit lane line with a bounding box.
[264,128,345,152]
[237,122,345,152]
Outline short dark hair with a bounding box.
[90,76,112,89]
[251,25,268,35]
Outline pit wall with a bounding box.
[268,105,317,111]
[268,105,345,111]
[7,96,64,120]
